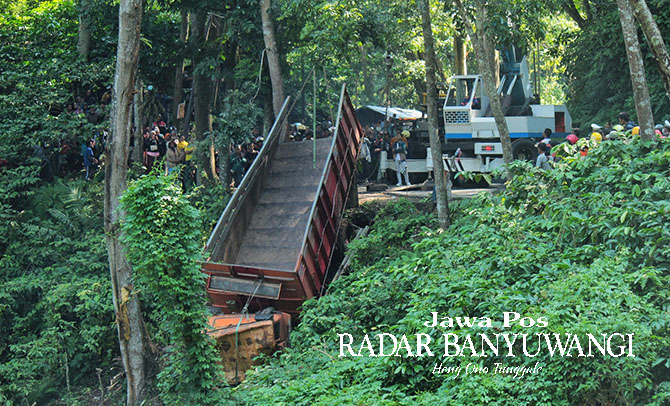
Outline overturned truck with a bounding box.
[202,85,363,383]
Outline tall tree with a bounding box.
[260,0,285,119]
[453,0,513,171]
[191,11,218,181]
[77,0,92,59]
[133,79,143,164]
[419,0,449,228]
[454,31,467,75]
[171,10,189,125]
[360,44,375,102]
[629,0,670,103]
[561,0,592,29]
[617,0,654,140]
[105,0,146,404]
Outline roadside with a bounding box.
[357,182,505,204]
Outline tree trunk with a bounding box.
[181,90,194,139]
[171,10,189,125]
[77,0,92,59]
[263,96,274,135]
[191,11,218,180]
[454,32,467,75]
[454,0,513,173]
[132,79,143,164]
[219,137,231,188]
[617,0,655,141]
[630,0,670,103]
[105,0,145,404]
[419,0,449,229]
[361,44,374,102]
[260,0,284,119]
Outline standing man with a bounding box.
[391,128,411,186]
[83,139,98,180]
[359,133,372,182]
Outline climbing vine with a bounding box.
[120,174,231,405]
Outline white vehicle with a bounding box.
[381,52,572,180]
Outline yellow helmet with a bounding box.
[590,132,602,143]
[632,126,640,135]
[401,130,410,137]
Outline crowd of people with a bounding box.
[535,111,670,169]
[229,127,265,187]
[228,121,338,187]
[359,116,414,186]
[30,87,113,181]
[35,92,668,188]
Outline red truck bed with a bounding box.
[202,85,362,314]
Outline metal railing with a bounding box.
[296,84,363,297]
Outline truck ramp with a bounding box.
[203,85,363,314]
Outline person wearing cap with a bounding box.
[617,112,637,131]
[606,129,621,141]
[589,124,603,143]
[254,137,264,150]
[591,132,603,143]
[391,128,411,186]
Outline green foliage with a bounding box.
[0,180,116,405]
[278,0,455,109]
[0,0,112,160]
[120,173,232,405]
[187,181,231,243]
[234,137,670,405]
[213,89,263,150]
[563,0,670,126]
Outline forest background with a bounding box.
[1,0,670,404]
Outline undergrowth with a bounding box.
[234,137,670,405]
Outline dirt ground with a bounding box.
[357,183,505,204]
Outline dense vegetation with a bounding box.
[563,0,670,125]
[236,137,670,405]
[1,0,670,404]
